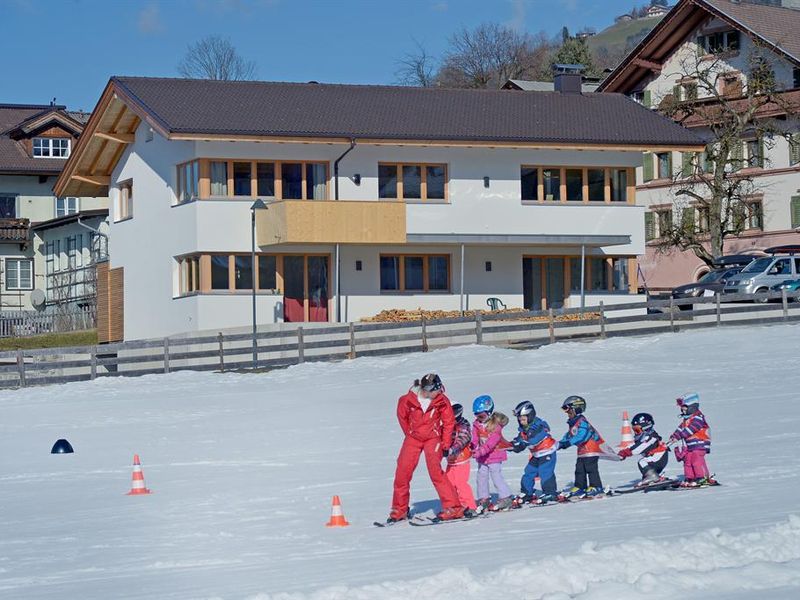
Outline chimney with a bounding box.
[553,63,584,94]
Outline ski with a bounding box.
[408,513,488,526]
[610,478,677,495]
[373,515,427,527]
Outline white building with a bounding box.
[599,0,800,288]
[0,103,107,311]
[54,75,702,342]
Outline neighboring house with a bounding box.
[646,5,670,18]
[599,0,800,289]
[0,103,107,311]
[54,75,701,342]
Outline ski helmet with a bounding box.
[451,403,463,420]
[419,373,444,393]
[472,395,494,416]
[631,412,654,432]
[561,395,586,414]
[676,392,699,407]
[513,401,536,421]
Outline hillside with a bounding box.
[588,15,663,63]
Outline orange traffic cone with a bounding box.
[126,454,152,495]
[619,411,634,449]
[325,495,350,527]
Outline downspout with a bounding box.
[333,139,356,323]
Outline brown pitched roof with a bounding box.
[599,0,800,93]
[113,76,702,147]
[0,104,83,175]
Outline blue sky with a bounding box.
[3,0,640,111]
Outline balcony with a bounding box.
[0,218,30,246]
[255,200,406,246]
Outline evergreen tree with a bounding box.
[550,37,598,77]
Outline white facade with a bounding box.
[108,124,647,340]
[629,14,800,288]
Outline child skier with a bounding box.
[669,393,715,487]
[557,395,614,498]
[444,403,477,514]
[471,395,514,512]
[617,412,669,485]
[509,400,558,503]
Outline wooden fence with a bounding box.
[1,289,798,389]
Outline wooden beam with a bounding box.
[632,58,662,72]
[94,131,134,144]
[72,174,111,186]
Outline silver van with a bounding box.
[723,255,800,296]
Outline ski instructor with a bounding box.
[386,373,464,524]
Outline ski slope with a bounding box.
[2,324,800,599]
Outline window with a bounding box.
[257,163,275,197]
[282,163,303,199]
[745,200,763,229]
[520,167,538,201]
[32,137,71,158]
[210,161,228,196]
[258,255,277,290]
[612,258,629,291]
[790,135,800,166]
[745,138,764,168]
[231,162,252,196]
[378,163,447,201]
[117,180,133,221]
[794,67,800,89]
[698,30,739,55]
[697,205,710,233]
[645,212,656,241]
[656,152,672,179]
[565,169,582,201]
[589,258,608,291]
[5,258,33,290]
[55,196,79,217]
[210,255,229,290]
[234,255,253,289]
[0,195,16,218]
[177,160,199,202]
[542,168,561,201]
[609,168,627,202]
[178,256,200,295]
[379,254,450,292]
[587,169,605,200]
[656,208,673,238]
[307,163,328,200]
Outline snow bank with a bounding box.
[255,516,800,600]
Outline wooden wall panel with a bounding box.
[108,267,124,342]
[96,261,110,343]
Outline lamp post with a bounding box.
[250,199,268,368]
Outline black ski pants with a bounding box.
[574,456,602,490]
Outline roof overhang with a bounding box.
[54,81,142,198]
[7,110,83,138]
[31,209,109,232]
[405,233,631,247]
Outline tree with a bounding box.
[550,36,599,77]
[436,24,552,88]
[395,40,437,87]
[177,36,256,81]
[653,44,800,266]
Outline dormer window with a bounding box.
[33,137,71,158]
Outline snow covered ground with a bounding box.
[2,324,800,599]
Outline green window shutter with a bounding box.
[645,212,655,241]
[643,152,654,182]
[681,152,693,178]
[791,195,800,229]
[758,137,765,168]
[667,152,673,177]
[697,36,705,56]
[730,140,744,170]
[790,136,800,165]
[672,85,682,101]
[682,207,695,233]
[643,89,652,108]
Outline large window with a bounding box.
[55,196,79,217]
[210,161,228,196]
[565,169,582,201]
[0,195,16,218]
[5,258,33,290]
[210,255,230,290]
[233,162,252,196]
[520,166,632,203]
[379,254,450,292]
[198,159,327,200]
[745,138,764,168]
[378,163,447,201]
[542,168,560,201]
[32,137,70,158]
[697,30,739,55]
[116,180,133,221]
[745,199,763,229]
[178,256,200,294]
[520,167,538,201]
[656,152,672,179]
[177,254,281,296]
[609,168,628,202]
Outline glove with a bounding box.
[558,440,569,450]
[618,447,632,459]
[512,442,526,454]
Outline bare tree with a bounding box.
[395,40,437,87]
[178,36,256,81]
[654,43,800,266]
[436,24,552,89]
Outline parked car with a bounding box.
[770,278,800,300]
[672,267,743,309]
[724,255,800,300]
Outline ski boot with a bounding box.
[475,498,491,515]
[435,506,465,522]
[582,486,604,498]
[557,486,583,502]
[385,510,411,525]
[698,476,719,487]
[511,493,536,508]
[490,496,514,512]
[678,479,700,488]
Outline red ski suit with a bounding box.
[390,388,460,519]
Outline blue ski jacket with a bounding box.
[511,417,556,457]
